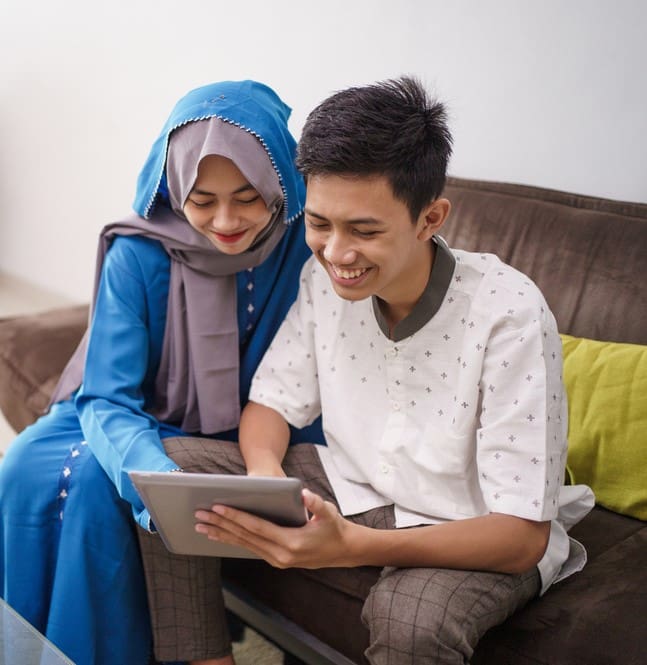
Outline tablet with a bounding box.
[129,471,307,558]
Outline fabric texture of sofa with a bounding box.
[1,177,645,664]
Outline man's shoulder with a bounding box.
[450,248,548,318]
[451,247,516,282]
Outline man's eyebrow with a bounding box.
[304,208,385,225]
[304,208,328,221]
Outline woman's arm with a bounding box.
[75,237,178,527]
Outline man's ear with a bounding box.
[416,198,451,241]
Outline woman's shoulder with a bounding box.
[106,234,170,277]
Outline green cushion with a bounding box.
[562,334,647,521]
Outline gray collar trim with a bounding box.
[372,236,456,342]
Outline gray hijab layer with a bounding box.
[50,117,285,434]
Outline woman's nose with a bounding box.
[210,204,236,228]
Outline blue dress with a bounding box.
[0,81,324,665]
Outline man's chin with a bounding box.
[329,281,373,302]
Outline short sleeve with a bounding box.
[249,261,321,428]
[476,309,566,522]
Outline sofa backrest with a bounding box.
[442,177,647,345]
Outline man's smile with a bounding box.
[328,263,371,282]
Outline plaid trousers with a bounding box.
[138,438,540,664]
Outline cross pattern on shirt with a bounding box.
[250,250,567,531]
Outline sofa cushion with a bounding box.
[0,305,88,433]
[472,507,647,665]
[561,334,647,520]
[442,178,647,345]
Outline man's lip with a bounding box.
[327,262,371,284]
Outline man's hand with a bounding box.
[194,488,359,569]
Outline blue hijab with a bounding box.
[134,79,305,222]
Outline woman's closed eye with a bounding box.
[235,194,261,205]
[188,197,213,208]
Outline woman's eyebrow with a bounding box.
[192,183,256,196]
[232,183,255,194]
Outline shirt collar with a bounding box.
[372,236,456,342]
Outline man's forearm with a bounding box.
[345,512,550,574]
[239,401,290,476]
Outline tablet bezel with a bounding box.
[129,471,307,558]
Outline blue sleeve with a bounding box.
[75,236,179,529]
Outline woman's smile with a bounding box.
[209,228,249,244]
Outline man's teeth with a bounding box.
[335,267,368,279]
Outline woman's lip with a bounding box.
[211,230,248,243]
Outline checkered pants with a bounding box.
[138,438,540,664]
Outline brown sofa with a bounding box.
[1,177,646,664]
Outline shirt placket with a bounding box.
[375,340,407,496]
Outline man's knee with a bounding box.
[362,574,466,664]
[361,567,526,665]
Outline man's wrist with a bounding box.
[246,462,286,478]
[342,520,392,568]
[243,448,286,477]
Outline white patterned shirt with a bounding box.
[250,238,594,591]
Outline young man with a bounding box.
[139,77,594,665]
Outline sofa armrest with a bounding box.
[0,305,88,433]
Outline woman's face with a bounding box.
[183,154,274,254]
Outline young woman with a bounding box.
[0,80,323,665]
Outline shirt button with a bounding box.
[389,347,398,357]
[391,401,401,411]
[380,462,390,474]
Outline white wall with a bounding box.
[1,0,646,303]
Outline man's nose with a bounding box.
[322,233,355,265]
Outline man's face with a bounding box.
[304,174,440,317]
